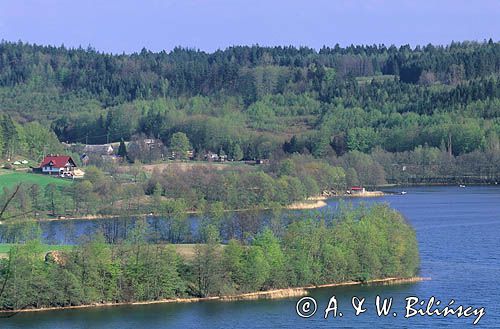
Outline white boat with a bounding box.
[400,191,407,195]
[459,185,466,188]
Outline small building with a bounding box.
[40,155,77,175]
[80,153,90,166]
[204,152,219,162]
[349,186,366,194]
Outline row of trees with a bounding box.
[0,204,419,310]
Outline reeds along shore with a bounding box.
[0,277,428,314]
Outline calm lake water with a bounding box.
[2,186,499,328]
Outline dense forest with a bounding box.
[1,40,499,184]
[0,204,419,310]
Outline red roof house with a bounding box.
[40,155,77,174]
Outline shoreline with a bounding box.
[0,276,428,314]
[4,198,333,224]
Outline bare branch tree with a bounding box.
[0,184,22,220]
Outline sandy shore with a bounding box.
[286,199,327,210]
[0,277,428,314]
[345,191,385,197]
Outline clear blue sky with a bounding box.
[0,0,498,53]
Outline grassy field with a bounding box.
[0,170,72,190]
[173,244,226,260]
[134,161,257,174]
[0,243,221,260]
[356,74,396,85]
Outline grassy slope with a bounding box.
[0,170,72,190]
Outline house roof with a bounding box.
[83,144,114,154]
[40,155,76,168]
[351,186,363,190]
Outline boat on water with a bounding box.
[400,191,407,195]
[459,185,466,188]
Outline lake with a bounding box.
[1,185,499,328]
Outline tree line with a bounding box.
[1,40,498,102]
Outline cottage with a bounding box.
[83,144,114,155]
[40,155,77,175]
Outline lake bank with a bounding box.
[0,276,427,314]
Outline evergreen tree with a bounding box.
[117,138,128,159]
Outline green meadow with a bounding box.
[0,170,72,190]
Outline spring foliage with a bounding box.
[0,204,419,309]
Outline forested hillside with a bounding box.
[1,40,499,183]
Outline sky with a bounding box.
[0,0,498,54]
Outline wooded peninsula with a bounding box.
[0,205,419,311]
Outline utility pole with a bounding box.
[447,132,452,157]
